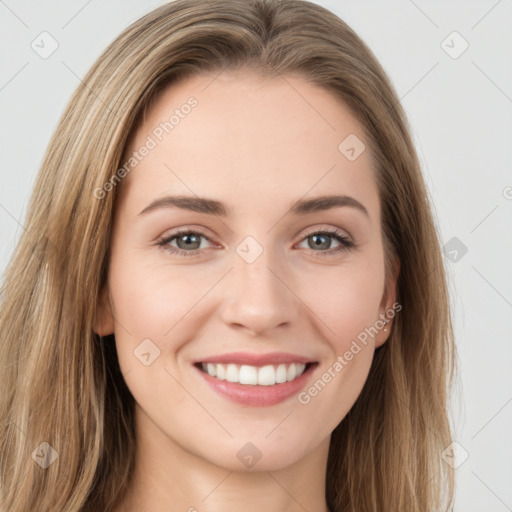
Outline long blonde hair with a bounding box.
[0,0,456,510]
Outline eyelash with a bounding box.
[157,227,354,258]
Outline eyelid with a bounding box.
[158,226,351,246]
[158,225,217,243]
[299,225,352,241]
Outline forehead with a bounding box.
[119,69,379,220]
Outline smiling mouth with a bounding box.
[194,362,316,386]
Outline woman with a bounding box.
[0,0,456,510]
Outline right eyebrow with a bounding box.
[138,195,228,216]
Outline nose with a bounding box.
[220,250,299,336]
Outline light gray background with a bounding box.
[1,1,511,510]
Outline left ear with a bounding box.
[93,283,116,337]
[375,255,400,348]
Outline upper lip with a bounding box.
[195,351,316,367]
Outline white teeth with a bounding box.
[216,364,226,380]
[200,362,307,385]
[287,364,296,381]
[258,365,275,386]
[206,363,217,377]
[239,365,258,385]
[275,364,288,383]
[225,364,238,383]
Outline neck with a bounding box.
[114,405,332,512]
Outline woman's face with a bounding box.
[96,69,397,471]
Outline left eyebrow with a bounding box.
[289,194,369,218]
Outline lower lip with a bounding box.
[193,363,318,407]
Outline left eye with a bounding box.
[297,230,353,253]
[157,229,354,257]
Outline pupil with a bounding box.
[311,234,330,250]
[178,234,200,250]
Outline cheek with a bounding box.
[293,261,383,434]
[106,255,199,408]
[108,252,202,338]
[297,257,384,352]
[107,251,223,380]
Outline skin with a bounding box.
[95,69,398,512]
